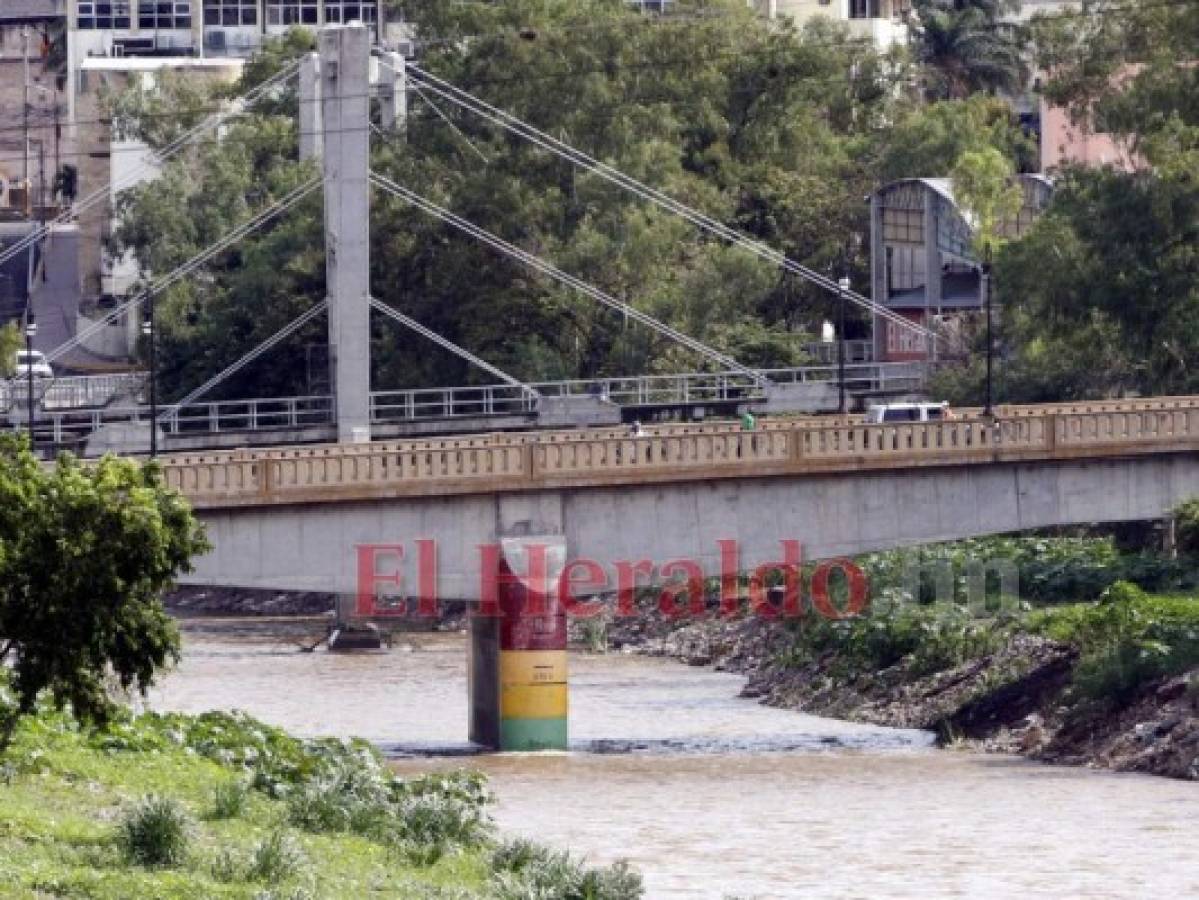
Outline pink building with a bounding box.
[1039,99,1140,172]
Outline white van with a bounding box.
[13,349,52,379]
[864,401,949,424]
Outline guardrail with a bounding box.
[371,385,536,421]
[161,396,1199,509]
[1,373,147,412]
[161,396,333,434]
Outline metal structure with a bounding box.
[11,24,939,459]
[18,362,926,453]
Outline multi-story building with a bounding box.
[756,0,911,49]
[0,2,70,325]
[66,1,383,62]
[0,1,69,216]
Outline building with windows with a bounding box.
[755,0,910,49]
[869,176,1053,363]
[67,1,382,61]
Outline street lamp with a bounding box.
[142,306,157,458]
[837,275,850,415]
[981,244,994,417]
[24,317,37,443]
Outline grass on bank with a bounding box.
[778,567,1199,714]
[0,702,642,899]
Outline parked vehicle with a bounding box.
[13,349,53,379]
[864,401,948,424]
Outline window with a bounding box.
[204,0,257,26]
[324,2,377,23]
[78,1,132,29]
[138,0,191,28]
[849,0,881,18]
[265,1,318,26]
[882,207,923,244]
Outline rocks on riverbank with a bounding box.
[597,604,1199,781]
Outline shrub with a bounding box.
[1174,498,1199,555]
[1030,582,1199,705]
[118,795,192,867]
[780,602,1008,678]
[210,779,250,819]
[249,830,307,882]
[490,839,643,899]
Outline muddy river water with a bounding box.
[150,619,1197,898]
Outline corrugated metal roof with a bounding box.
[0,1,65,22]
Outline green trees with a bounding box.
[110,4,913,400]
[912,0,1027,100]
[930,0,1199,404]
[0,437,209,745]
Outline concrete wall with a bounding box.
[182,453,1199,599]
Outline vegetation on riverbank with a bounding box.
[602,532,1199,780]
[0,698,642,898]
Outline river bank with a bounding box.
[600,586,1199,781]
[0,697,641,898]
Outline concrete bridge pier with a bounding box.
[469,496,570,750]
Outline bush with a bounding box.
[286,758,492,857]
[491,839,643,900]
[780,602,1009,678]
[210,779,250,819]
[249,830,307,882]
[1173,498,1199,555]
[118,795,192,867]
[1030,582,1199,705]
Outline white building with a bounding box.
[756,0,910,50]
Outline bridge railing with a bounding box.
[760,361,926,393]
[162,396,334,435]
[41,373,149,410]
[370,385,536,422]
[161,398,1199,508]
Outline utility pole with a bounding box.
[25,316,37,443]
[143,303,157,458]
[982,245,994,418]
[320,25,371,443]
[838,275,850,415]
[22,26,31,209]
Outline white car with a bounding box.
[13,349,53,379]
[864,401,949,424]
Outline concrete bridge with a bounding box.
[167,396,1199,600]
[156,395,1199,750]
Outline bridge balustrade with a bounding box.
[159,398,1199,509]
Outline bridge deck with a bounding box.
[161,396,1199,510]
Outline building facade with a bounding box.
[869,176,1053,363]
[67,1,382,61]
[756,0,910,49]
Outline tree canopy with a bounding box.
[929,0,1199,405]
[107,0,1035,403]
[0,438,209,745]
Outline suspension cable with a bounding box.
[370,171,762,383]
[39,177,320,368]
[406,64,932,340]
[0,59,303,272]
[369,296,536,397]
[162,300,328,417]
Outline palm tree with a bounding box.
[913,0,1028,100]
